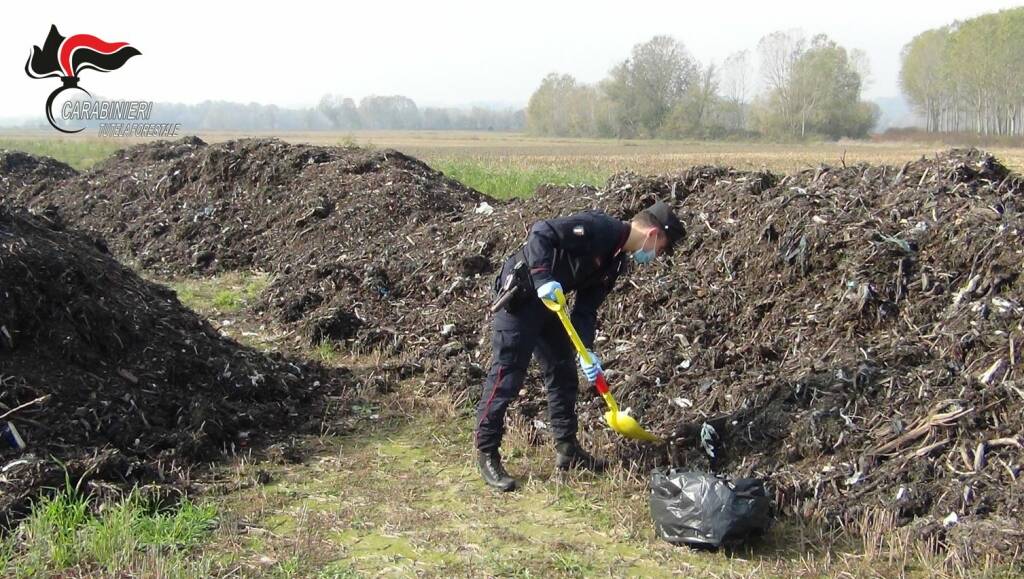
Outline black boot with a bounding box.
[478,450,517,492]
[555,441,608,472]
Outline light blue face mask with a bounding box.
[632,247,655,264]
[632,229,657,264]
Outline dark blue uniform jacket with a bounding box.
[499,210,630,348]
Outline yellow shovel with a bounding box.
[541,288,661,443]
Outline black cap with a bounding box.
[641,201,685,253]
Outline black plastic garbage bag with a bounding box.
[650,469,772,547]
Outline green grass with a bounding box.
[20,484,91,571]
[551,551,592,577]
[314,339,340,365]
[6,131,1024,197]
[188,379,1024,578]
[168,271,270,316]
[134,498,219,550]
[0,536,13,571]
[190,386,881,578]
[5,129,1024,178]
[0,138,122,171]
[2,485,218,577]
[272,555,303,578]
[430,157,609,198]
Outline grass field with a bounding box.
[4,129,1024,198]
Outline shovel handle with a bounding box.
[542,294,658,441]
[543,293,621,412]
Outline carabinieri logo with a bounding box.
[25,25,141,133]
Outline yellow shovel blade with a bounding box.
[542,290,662,444]
[605,410,662,443]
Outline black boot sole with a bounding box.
[556,459,608,473]
[485,479,518,492]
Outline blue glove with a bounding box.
[578,351,602,383]
[536,280,563,303]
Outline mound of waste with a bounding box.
[275,146,1024,557]
[5,136,489,355]
[0,207,351,526]
[6,137,482,275]
[8,140,1023,557]
[524,149,1024,559]
[0,150,76,199]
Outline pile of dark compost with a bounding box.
[8,140,1022,556]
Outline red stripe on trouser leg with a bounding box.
[475,367,505,448]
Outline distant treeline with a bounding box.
[900,7,1024,135]
[44,97,526,132]
[526,32,878,140]
[877,127,1024,148]
[316,95,524,131]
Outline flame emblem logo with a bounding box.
[25,25,141,133]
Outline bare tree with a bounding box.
[850,48,872,92]
[757,30,806,132]
[720,50,753,130]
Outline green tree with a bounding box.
[526,73,615,137]
[527,73,579,136]
[756,32,875,138]
[900,7,1024,135]
[603,36,698,137]
[661,63,720,137]
[756,30,806,135]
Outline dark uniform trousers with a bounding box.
[474,296,578,453]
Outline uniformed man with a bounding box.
[476,201,685,491]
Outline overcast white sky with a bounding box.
[2,0,1021,121]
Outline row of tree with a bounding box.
[316,95,524,131]
[526,33,878,140]
[900,7,1024,135]
[45,97,525,132]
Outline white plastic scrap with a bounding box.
[992,297,1021,315]
[700,422,718,458]
[844,469,863,486]
[673,397,693,409]
[2,459,30,473]
[475,202,495,216]
[953,274,982,306]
